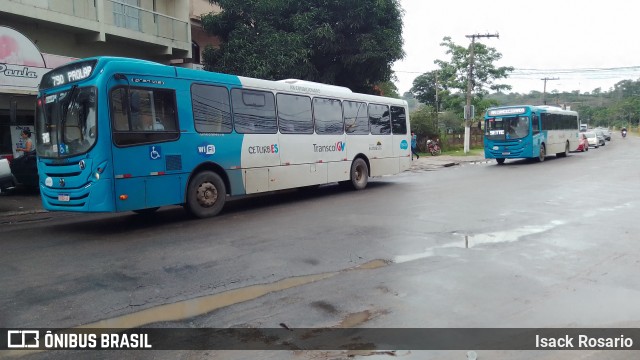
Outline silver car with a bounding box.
[597,127,612,141]
[0,158,16,193]
[593,129,606,146]
[584,131,604,148]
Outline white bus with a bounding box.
[36,57,412,218]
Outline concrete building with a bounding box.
[1,0,221,159]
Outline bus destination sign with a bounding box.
[40,60,98,90]
[487,107,526,116]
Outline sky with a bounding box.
[393,0,640,96]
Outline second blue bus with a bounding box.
[484,105,579,164]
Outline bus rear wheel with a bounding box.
[186,171,226,218]
[496,158,505,165]
[537,144,546,162]
[349,158,369,190]
[556,141,569,157]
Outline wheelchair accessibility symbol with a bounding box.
[149,146,162,160]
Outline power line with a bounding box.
[394,65,640,75]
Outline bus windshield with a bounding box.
[36,86,97,158]
[485,116,529,140]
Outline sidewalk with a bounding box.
[410,153,489,171]
[0,188,46,218]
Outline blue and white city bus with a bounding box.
[483,105,579,164]
[35,57,411,218]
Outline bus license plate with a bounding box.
[58,194,70,202]
[502,152,510,155]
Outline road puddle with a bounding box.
[455,220,566,246]
[395,220,566,263]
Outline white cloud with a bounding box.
[393,0,640,95]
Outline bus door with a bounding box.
[230,88,280,194]
[390,105,409,173]
[108,83,182,211]
[367,103,395,176]
[531,113,542,156]
[310,97,346,184]
[274,93,325,190]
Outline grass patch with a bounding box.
[441,147,484,156]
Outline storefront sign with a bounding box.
[0,26,47,94]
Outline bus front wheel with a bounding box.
[496,158,505,165]
[186,171,226,218]
[537,144,546,162]
[349,158,369,190]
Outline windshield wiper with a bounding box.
[60,85,78,121]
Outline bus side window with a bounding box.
[313,97,343,135]
[111,87,179,146]
[110,88,130,131]
[277,93,313,134]
[232,89,277,134]
[344,101,369,135]
[390,106,407,134]
[369,103,390,135]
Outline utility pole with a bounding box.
[435,71,439,132]
[464,32,499,154]
[540,77,559,105]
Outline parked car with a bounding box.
[593,129,606,146]
[0,158,16,193]
[597,127,612,141]
[583,131,602,148]
[9,150,39,189]
[576,133,589,152]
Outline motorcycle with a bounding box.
[622,130,627,138]
[426,139,442,156]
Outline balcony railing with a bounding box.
[8,0,98,21]
[106,0,188,43]
[7,0,189,44]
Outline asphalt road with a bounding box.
[1,133,639,360]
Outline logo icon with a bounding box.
[7,330,40,348]
[149,146,161,160]
[197,143,216,157]
[400,140,408,150]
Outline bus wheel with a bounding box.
[557,141,569,157]
[496,158,505,165]
[186,171,226,218]
[133,207,159,215]
[537,144,546,162]
[349,158,369,190]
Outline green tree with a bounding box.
[410,37,512,119]
[202,0,405,94]
[377,81,400,98]
[434,37,513,96]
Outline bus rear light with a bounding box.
[119,195,128,200]
[149,171,165,176]
[115,174,132,179]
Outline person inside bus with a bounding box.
[16,128,34,155]
[140,112,165,131]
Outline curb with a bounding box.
[0,209,48,218]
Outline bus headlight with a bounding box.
[492,146,499,150]
[95,172,100,180]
